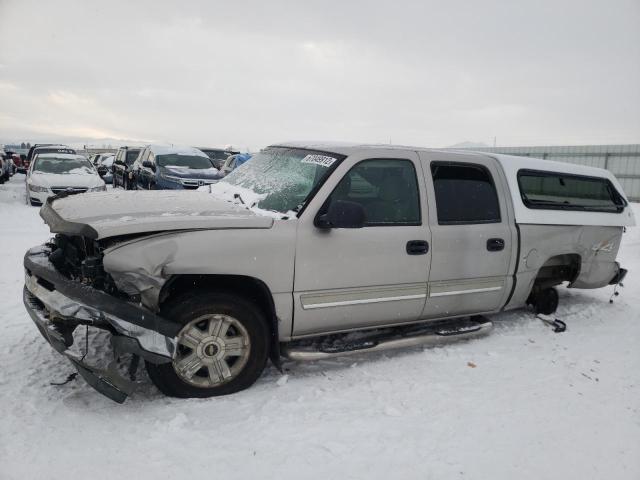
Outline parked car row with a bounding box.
[133,145,221,189]
[4,141,251,204]
[19,144,105,206]
[90,152,115,184]
[112,146,142,189]
[219,152,252,176]
[0,149,16,183]
[0,148,32,181]
[110,144,250,190]
[197,147,238,169]
[97,154,115,184]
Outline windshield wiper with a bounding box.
[233,193,246,205]
[291,200,307,213]
[233,193,259,209]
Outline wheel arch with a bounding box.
[159,274,282,369]
[535,253,582,286]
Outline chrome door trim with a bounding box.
[304,293,427,310]
[429,286,502,297]
[300,283,428,310]
[428,278,504,298]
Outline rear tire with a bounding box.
[146,292,270,398]
[529,287,559,315]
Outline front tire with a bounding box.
[146,292,270,398]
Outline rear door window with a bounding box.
[430,163,501,224]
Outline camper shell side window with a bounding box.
[517,169,626,213]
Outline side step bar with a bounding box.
[281,318,493,361]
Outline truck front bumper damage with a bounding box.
[23,246,180,403]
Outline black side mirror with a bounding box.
[97,166,107,177]
[315,200,366,229]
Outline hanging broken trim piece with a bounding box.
[537,314,567,333]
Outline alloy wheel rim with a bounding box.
[172,314,251,388]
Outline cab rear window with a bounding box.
[517,169,626,213]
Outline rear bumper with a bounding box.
[609,263,628,285]
[23,245,179,402]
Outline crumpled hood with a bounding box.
[31,171,103,188]
[40,190,274,240]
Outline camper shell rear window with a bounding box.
[517,169,626,213]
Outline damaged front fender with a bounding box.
[103,236,179,311]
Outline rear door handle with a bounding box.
[487,238,505,252]
[406,240,429,255]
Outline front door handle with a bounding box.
[406,240,429,255]
[487,238,505,252]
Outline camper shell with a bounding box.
[23,142,634,402]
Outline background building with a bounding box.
[452,144,640,202]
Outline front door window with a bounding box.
[324,159,421,226]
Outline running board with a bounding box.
[281,318,493,361]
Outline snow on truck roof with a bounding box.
[273,142,635,228]
[272,141,619,178]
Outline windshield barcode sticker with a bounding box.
[301,154,337,167]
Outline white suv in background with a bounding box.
[26,153,106,206]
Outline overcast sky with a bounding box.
[1,0,639,150]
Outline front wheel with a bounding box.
[146,292,270,398]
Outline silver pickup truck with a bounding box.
[23,142,635,402]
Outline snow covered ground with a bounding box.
[0,177,638,480]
